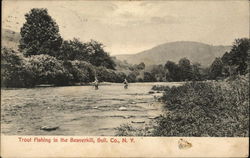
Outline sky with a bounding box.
[2,0,249,55]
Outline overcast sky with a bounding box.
[3,0,249,55]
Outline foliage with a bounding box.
[143,72,157,82]
[221,38,250,75]
[1,47,35,87]
[163,38,249,81]
[165,61,181,81]
[63,60,95,84]
[150,65,166,82]
[164,59,207,82]
[2,8,120,87]
[87,40,116,70]
[207,38,250,80]
[19,8,62,57]
[178,58,193,81]
[1,48,125,87]
[191,62,203,81]
[8,8,250,87]
[58,38,89,61]
[115,123,153,136]
[59,39,116,70]
[209,57,224,80]
[28,54,71,85]
[96,66,126,82]
[153,76,249,137]
[136,62,145,70]
[151,85,171,92]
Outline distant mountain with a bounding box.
[2,29,231,67]
[2,28,20,50]
[115,41,231,67]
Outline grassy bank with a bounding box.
[116,75,249,137]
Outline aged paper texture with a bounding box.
[1,0,249,157]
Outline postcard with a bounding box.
[1,0,249,157]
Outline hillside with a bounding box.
[115,41,231,67]
[2,28,20,50]
[1,29,231,67]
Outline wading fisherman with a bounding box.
[123,78,128,89]
[93,77,99,90]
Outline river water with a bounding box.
[1,82,181,136]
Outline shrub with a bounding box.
[28,54,71,85]
[95,66,126,82]
[151,85,171,92]
[114,71,127,83]
[1,47,36,87]
[115,124,153,136]
[153,76,249,137]
[68,60,95,83]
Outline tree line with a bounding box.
[1,8,249,87]
[129,38,249,83]
[1,8,125,87]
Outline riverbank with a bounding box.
[116,75,249,136]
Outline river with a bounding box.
[1,82,181,136]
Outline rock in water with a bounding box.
[131,121,145,124]
[118,107,127,111]
[40,126,59,131]
[148,116,158,119]
[123,116,131,119]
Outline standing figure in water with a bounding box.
[93,77,99,90]
[123,78,128,89]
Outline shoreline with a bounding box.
[1,81,185,90]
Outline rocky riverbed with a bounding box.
[1,82,181,135]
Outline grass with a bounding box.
[115,124,153,136]
[151,85,171,92]
[116,75,249,137]
[153,75,249,137]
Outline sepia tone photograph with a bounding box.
[1,0,249,140]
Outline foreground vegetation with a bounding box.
[116,75,249,136]
[154,75,249,136]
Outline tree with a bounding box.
[151,65,166,82]
[221,38,250,75]
[209,57,224,80]
[127,72,137,82]
[191,62,202,81]
[164,61,181,81]
[19,8,62,57]
[178,58,193,81]
[87,40,116,70]
[137,62,145,70]
[143,72,156,82]
[58,38,89,61]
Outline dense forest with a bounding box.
[1,8,250,88]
